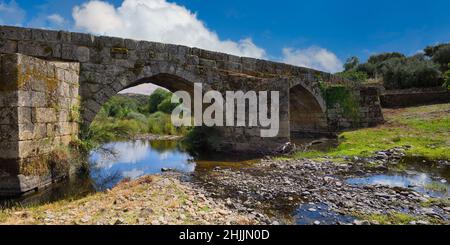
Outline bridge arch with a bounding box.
[79,63,202,128]
[288,79,328,138]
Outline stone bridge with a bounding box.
[0,26,383,195]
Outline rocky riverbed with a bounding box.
[1,146,449,225]
[189,146,450,225]
[0,174,267,225]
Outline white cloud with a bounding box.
[72,0,266,58]
[0,0,26,25]
[282,46,343,73]
[46,14,65,26]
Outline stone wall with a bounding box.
[381,88,450,108]
[0,53,80,195]
[327,86,384,131]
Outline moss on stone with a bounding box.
[320,83,360,121]
[111,47,129,54]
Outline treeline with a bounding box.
[87,89,189,143]
[338,43,450,90]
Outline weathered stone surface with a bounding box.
[0,52,80,195]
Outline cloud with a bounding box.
[72,0,266,58]
[46,14,65,26]
[281,46,343,73]
[0,0,26,25]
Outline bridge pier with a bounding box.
[0,53,80,196]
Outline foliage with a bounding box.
[101,95,141,118]
[424,43,450,71]
[148,88,172,113]
[86,90,189,145]
[345,52,443,89]
[320,84,360,121]
[180,126,218,154]
[336,70,368,83]
[343,56,360,71]
[357,212,417,225]
[157,97,179,114]
[147,111,190,136]
[377,55,442,89]
[443,63,450,89]
[367,52,406,64]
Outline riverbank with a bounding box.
[0,174,268,225]
[0,104,448,225]
[291,103,450,161]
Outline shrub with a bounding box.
[379,56,442,89]
[424,43,450,71]
[344,56,360,71]
[148,88,171,113]
[443,63,450,90]
[367,52,405,64]
[157,97,179,114]
[336,70,368,83]
[125,111,147,123]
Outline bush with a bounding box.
[148,88,171,113]
[147,111,188,136]
[424,43,450,71]
[157,97,179,114]
[124,111,147,123]
[443,64,450,90]
[378,56,442,89]
[336,70,368,83]
[367,52,405,64]
[344,56,360,71]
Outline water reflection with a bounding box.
[346,172,449,198]
[88,140,195,190]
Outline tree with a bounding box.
[443,63,450,89]
[336,70,368,83]
[425,44,450,71]
[344,56,360,71]
[148,88,171,113]
[157,97,179,114]
[367,52,405,64]
[378,56,442,89]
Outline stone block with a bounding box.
[61,45,90,63]
[0,124,18,141]
[18,123,46,140]
[0,39,18,54]
[70,32,95,46]
[18,41,61,59]
[0,141,19,159]
[0,26,32,40]
[31,29,59,42]
[0,107,17,124]
[32,108,57,123]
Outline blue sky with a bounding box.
[1,0,449,73]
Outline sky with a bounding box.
[1,0,449,75]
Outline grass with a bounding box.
[424,182,448,193]
[420,198,450,207]
[86,111,190,145]
[358,212,418,225]
[292,103,450,161]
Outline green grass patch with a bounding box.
[358,211,417,225]
[292,104,450,161]
[424,182,448,193]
